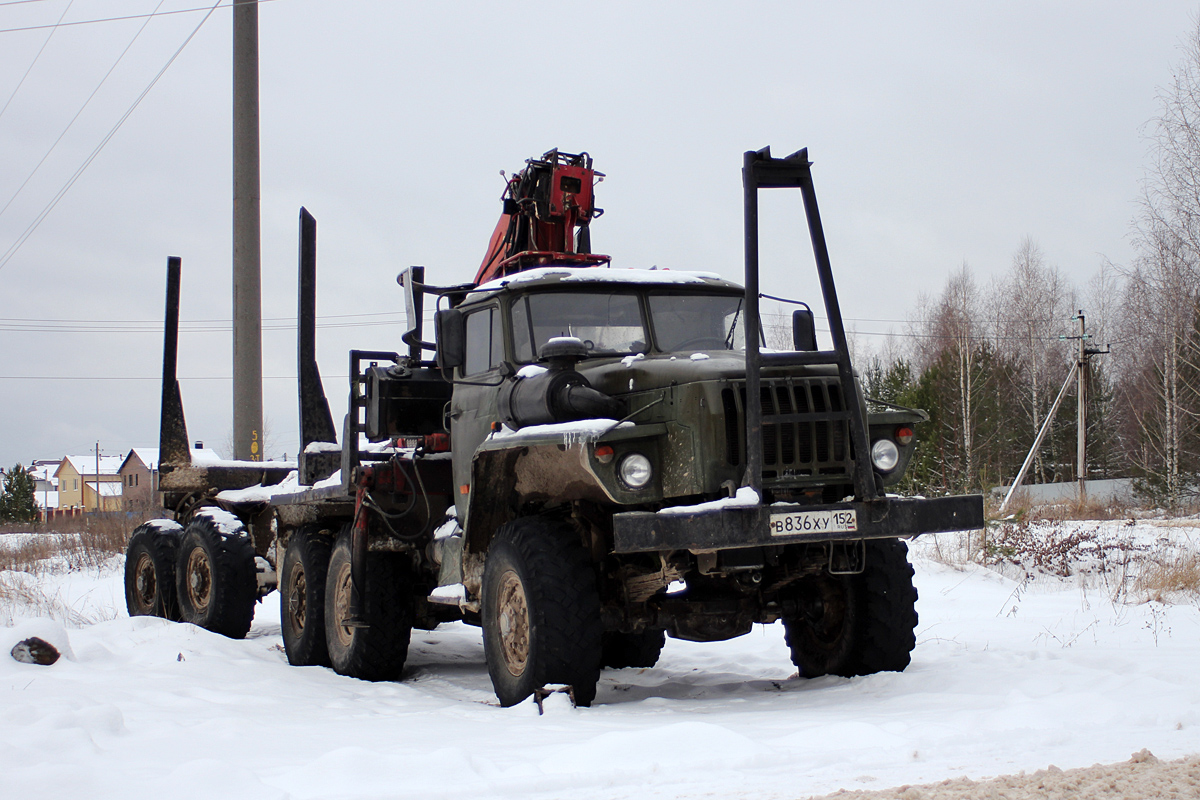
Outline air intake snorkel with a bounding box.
[498,337,626,429]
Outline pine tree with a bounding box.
[0,463,40,523]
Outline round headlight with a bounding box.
[871,439,900,472]
[617,453,653,489]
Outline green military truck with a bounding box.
[125,147,983,707]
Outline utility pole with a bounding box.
[999,311,1109,516]
[232,0,263,461]
[1064,311,1109,505]
[94,441,100,512]
[1076,312,1087,503]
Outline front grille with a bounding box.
[721,378,852,484]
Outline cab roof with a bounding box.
[467,266,744,302]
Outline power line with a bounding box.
[0,0,74,122]
[0,311,428,333]
[0,0,221,272]
[0,0,281,35]
[0,310,418,324]
[0,0,166,220]
[0,374,349,381]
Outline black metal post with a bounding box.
[741,148,879,502]
[159,256,191,470]
[297,208,337,484]
[742,150,763,495]
[795,163,877,501]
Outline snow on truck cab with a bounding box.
[125,147,984,708]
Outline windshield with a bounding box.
[511,292,647,361]
[648,292,744,351]
[509,289,746,362]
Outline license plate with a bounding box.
[768,509,857,537]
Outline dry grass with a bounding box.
[0,514,142,626]
[922,515,1200,606]
[0,572,112,627]
[0,514,139,575]
[989,493,1141,523]
[1132,552,1200,603]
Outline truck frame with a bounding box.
[123,147,984,707]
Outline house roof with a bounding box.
[55,455,125,479]
[120,446,223,472]
[28,462,58,484]
[120,448,160,472]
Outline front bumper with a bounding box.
[612,494,984,554]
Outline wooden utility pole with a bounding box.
[94,442,100,512]
[1076,312,1087,503]
[232,0,263,461]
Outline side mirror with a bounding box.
[792,308,816,351]
[435,309,465,371]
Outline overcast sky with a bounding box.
[0,0,1195,469]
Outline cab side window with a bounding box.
[511,297,534,363]
[463,306,504,376]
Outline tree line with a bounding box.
[859,24,1200,510]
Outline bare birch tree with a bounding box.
[993,238,1075,482]
[1123,19,1200,507]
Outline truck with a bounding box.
[123,146,984,707]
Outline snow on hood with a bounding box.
[489,419,634,445]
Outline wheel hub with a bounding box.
[288,566,307,633]
[496,570,530,677]
[332,563,354,648]
[185,547,213,612]
[133,552,156,609]
[805,579,849,650]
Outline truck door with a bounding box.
[450,304,505,524]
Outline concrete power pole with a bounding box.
[232,0,263,461]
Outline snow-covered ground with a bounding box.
[2,521,1199,800]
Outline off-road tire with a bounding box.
[601,629,666,669]
[124,521,183,620]
[482,517,602,707]
[281,526,334,667]
[175,510,257,639]
[784,537,917,678]
[324,527,413,681]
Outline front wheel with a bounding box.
[783,538,918,678]
[481,517,602,707]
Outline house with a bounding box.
[28,460,59,512]
[54,454,125,511]
[119,444,223,510]
[119,448,160,510]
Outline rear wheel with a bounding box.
[281,526,334,666]
[601,630,665,669]
[175,509,257,639]
[124,521,183,620]
[324,527,413,681]
[783,538,918,678]
[482,517,602,707]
